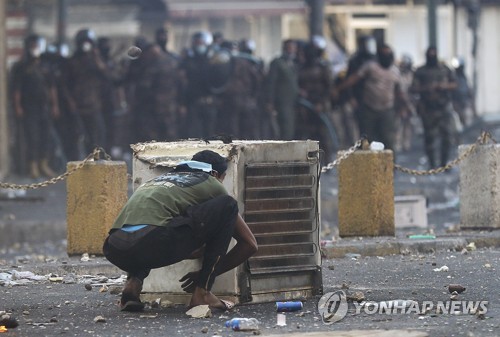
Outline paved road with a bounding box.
[1,248,498,336]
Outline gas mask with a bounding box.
[194,45,207,55]
[30,48,41,58]
[81,41,93,53]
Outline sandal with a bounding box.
[120,300,145,312]
[210,299,234,311]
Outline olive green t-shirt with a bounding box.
[112,171,227,229]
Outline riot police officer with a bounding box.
[65,29,109,155]
[215,39,263,139]
[412,46,458,169]
[11,34,58,178]
[179,31,218,139]
[297,36,336,163]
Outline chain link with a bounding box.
[3,132,494,189]
[321,131,496,175]
[394,131,496,175]
[321,139,362,173]
[0,148,107,190]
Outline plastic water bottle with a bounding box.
[225,318,260,331]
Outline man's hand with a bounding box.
[179,270,200,293]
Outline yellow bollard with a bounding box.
[338,150,395,237]
[66,160,128,255]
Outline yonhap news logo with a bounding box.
[318,291,488,324]
[317,290,348,324]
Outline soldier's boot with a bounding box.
[40,159,56,178]
[30,161,40,179]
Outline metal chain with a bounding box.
[321,131,495,175]
[394,131,496,175]
[0,148,108,190]
[4,131,491,189]
[321,139,362,173]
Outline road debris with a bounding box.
[466,242,476,251]
[433,265,449,272]
[186,305,212,318]
[93,316,106,323]
[80,253,91,262]
[0,314,18,329]
[448,284,466,294]
[276,313,286,326]
[347,291,365,302]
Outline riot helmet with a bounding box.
[451,56,465,69]
[238,38,256,55]
[75,28,96,52]
[400,53,413,70]
[191,31,213,55]
[24,34,46,59]
[305,35,327,62]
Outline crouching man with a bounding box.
[103,150,258,312]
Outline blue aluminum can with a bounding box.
[276,301,303,312]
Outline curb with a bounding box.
[321,231,500,259]
[0,221,66,246]
[24,257,123,277]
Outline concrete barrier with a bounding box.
[338,150,395,237]
[459,144,500,229]
[66,160,128,255]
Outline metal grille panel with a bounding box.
[244,162,319,274]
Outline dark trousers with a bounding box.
[360,103,396,151]
[103,195,238,291]
[420,103,453,168]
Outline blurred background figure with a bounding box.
[411,46,457,169]
[155,27,178,60]
[264,39,299,140]
[451,56,476,128]
[296,35,336,163]
[215,39,262,139]
[11,34,58,178]
[41,43,82,165]
[125,36,179,143]
[395,53,417,152]
[178,31,217,139]
[330,69,359,149]
[345,35,376,136]
[334,44,403,151]
[65,28,109,155]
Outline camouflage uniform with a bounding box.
[217,53,263,139]
[127,46,179,143]
[179,51,217,139]
[412,63,457,168]
[265,54,299,140]
[65,49,108,153]
[297,58,335,162]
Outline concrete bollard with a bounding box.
[338,150,395,237]
[459,144,500,229]
[66,160,128,255]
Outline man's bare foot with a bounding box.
[189,287,234,311]
[120,277,144,312]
